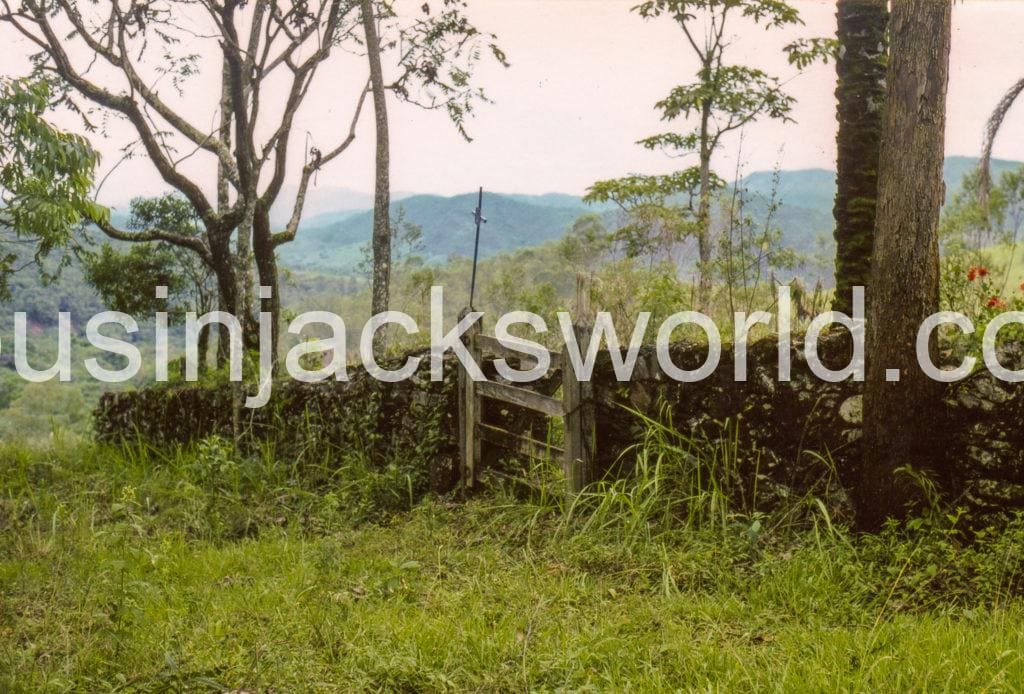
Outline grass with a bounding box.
[2,436,1024,691]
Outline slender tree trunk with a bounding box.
[859,0,952,532]
[195,282,215,375]
[221,10,258,356]
[216,57,234,369]
[362,0,391,349]
[832,0,889,317]
[234,207,255,351]
[217,57,233,217]
[696,97,713,311]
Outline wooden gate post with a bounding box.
[562,322,595,493]
[458,309,482,488]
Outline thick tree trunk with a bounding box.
[209,230,241,366]
[362,0,391,348]
[197,323,211,374]
[859,0,952,532]
[832,0,888,317]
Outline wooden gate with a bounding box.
[457,314,596,493]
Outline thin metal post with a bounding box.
[468,186,486,309]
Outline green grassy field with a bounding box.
[2,440,1023,692]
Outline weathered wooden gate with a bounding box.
[457,315,596,493]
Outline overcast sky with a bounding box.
[4,0,1024,202]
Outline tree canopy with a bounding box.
[0,78,105,300]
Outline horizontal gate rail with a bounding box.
[458,309,595,494]
[476,380,563,417]
[476,422,564,459]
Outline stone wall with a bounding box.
[94,351,461,493]
[94,337,1024,518]
[586,334,1024,520]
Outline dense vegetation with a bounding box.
[2,432,1023,689]
[2,155,1022,444]
[4,0,1024,684]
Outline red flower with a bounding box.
[1018,281,1024,292]
[968,266,990,282]
[987,296,1007,310]
[979,267,990,278]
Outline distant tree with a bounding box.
[0,381,88,440]
[832,0,889,316]
[713,167,799,315]
[83,244,183,316]
[942,168,1024,256]
[0,371,22,410]
[628,0,804,309]
[557,214,613,274]
[584,170,721,268]
[860,0,953,532]
[82,194,218,372]
[0,78,102,300]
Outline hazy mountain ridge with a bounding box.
[3,156,1019,324]
[741,156,1024,213]
[278,192,605,271]
[280,156,1023,276]
[282,157,1024,276]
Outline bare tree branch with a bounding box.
[272,79,370,247]
[96,218,212,264]
[19,1,216,222]
[979,76,1024,211]
[54,0,240,187]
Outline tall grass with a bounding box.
[570,408,755,538]
[491,404,831,554]
[481,404,1024,615]
[4,430,1024,689]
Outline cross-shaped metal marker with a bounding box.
[469,186,487,310]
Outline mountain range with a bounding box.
[3,155,1018,331]
[278,156,1023,280]
[277,192,610,271]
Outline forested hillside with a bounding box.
[278,156,1021,275]
[3,156,1018,332]
[277,192,607,271]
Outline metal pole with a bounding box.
[469,186,486,309]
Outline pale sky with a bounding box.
[4,0,1024,203]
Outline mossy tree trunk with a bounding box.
[362,0,392,352]
[696,90,714,312]
[832,0,889,317]
[860,0,953,532]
